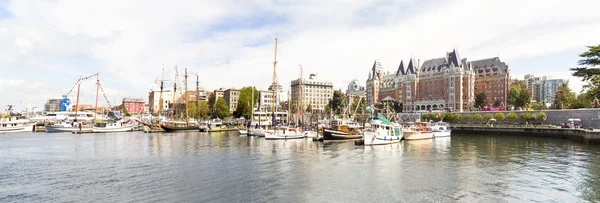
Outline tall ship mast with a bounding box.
[160,66,199,132]
[271,38,278,127]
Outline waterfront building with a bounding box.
[413,49,475,112]
[148,90,173,114]
[44,98,62,112]
[122,98,145,113]
[366,60,384,106]
[175,88,206,104]
[224,88,240,113]
[71,104,93,111]
[290,73,333,112]
[268,84,284,105]
[258,90,275,111]
[396,59,419,112]
[534,77,566,105]
[213,88,226,102]
[524,74,539,101]
[471,57,510,107]
[251,111,288,125]
[346,79,366,98]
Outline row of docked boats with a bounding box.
[318,114,451,146]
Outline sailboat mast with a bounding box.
[74,82,81,121]
[172,66,178,118]
[271,38,278,126]
[185,68,189,123]
[94,74,100,122]
[196,74,200,120]
[271,38,278,114]
[158,65,165,122]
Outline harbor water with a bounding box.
[1,131,600,202]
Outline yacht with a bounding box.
[363,114,402,145]
[0,117,35,133]
[92,119,133,133]
[264,127,307,140]
[402,122,434,140]
[30,111,101,123]
[429,121,451,137]
[45,122,92,133]
[206,119,237,132]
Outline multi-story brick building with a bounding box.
[122,98,145,113]
[412,49,475,112]
[471,57,510,107]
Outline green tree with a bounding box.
[553,82,576,109]
[474,92,488,109]
[571,44,600,81]
[507,112,518,124]
[463,114,472,120]
[495,112,505,120]
[208,93,215,109]
[520,113,534,121]
[571,45,600,101]
[484,113,493,120]
[187,101,197,119]
[536,112,547,125]
[306,104,313,112]
[442,112,455,123]
[454,113,462,121]
[473,114,483,124]
[571,94,592,109]
[508,81,531,109]
[234,86,259,118]
[328,90,345,114]
[421,113,430,121]
[197,101,210,119]
[291,100,299,113]
[214,98,230,118]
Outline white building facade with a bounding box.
[290,73,333,112]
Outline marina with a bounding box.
[1,131,599,202]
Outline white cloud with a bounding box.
[1,0,599,111]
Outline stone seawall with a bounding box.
[453,109,600,128]
[452,125,600,143]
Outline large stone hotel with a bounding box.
[366,49,510,112]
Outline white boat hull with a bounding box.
[363,131,401,145]
[238,129,248,134]
[251,129,266,137]
[0,124,34,133]
[432,130,451,137]
[45,125,91,133]
[264,131,305,140]
[403,131,434,140]
[92,125,133,133]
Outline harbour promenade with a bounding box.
[452,124,600,143]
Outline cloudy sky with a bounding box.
[1,0,599,112]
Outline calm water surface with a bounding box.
[1,132,599,202]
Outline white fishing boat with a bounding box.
[429,121,451,137]
[45,122,92,133]
[402,122,434,140]
[0,118,35,133]
[363,114,402,145]
[92,119,133,133]
[265,127,306,140]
